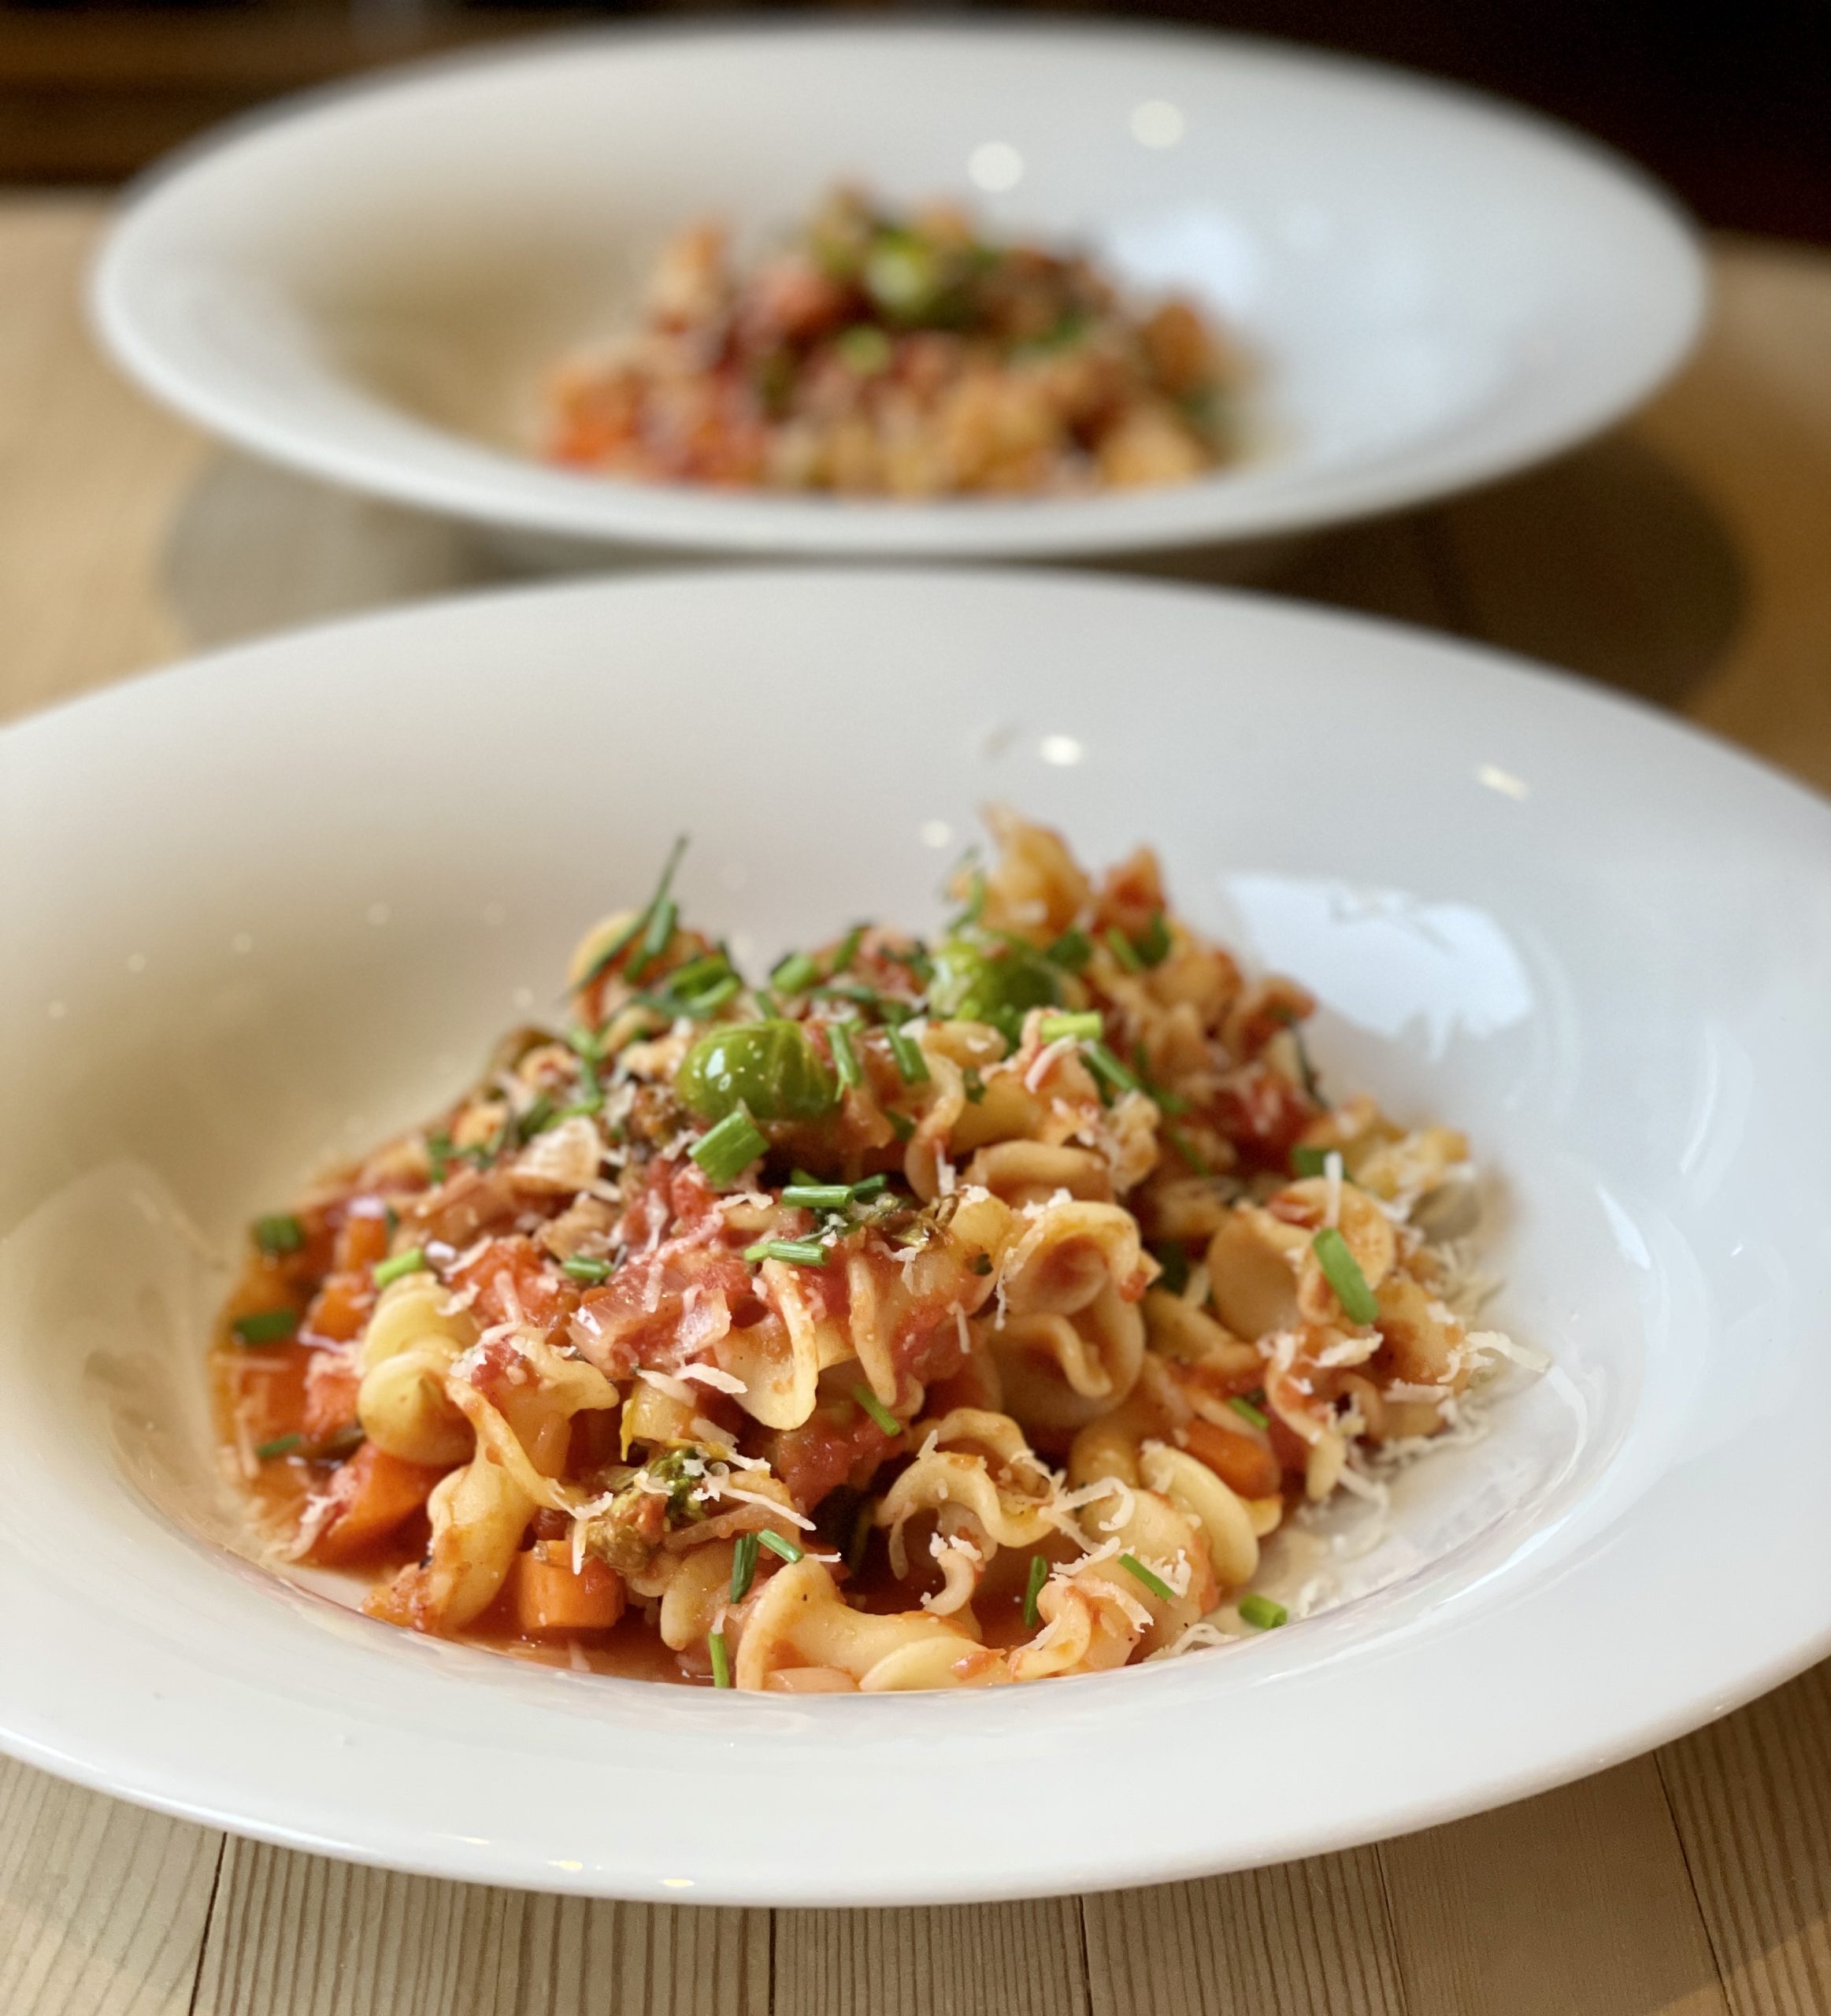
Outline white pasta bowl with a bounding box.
[91,21,1705,562]
[1,569,1826,1903]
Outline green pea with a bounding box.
[928,938,1063,1044]
[675,1020,839,1124]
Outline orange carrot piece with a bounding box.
[1181,1415,1283,1501]
[511,1545,626,1636]
[307,1446,444,1566]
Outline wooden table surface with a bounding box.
[2,194,1829,2016]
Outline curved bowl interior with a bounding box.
[93,24,1705,558]
[1,569,1826,1903]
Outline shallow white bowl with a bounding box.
[93,22,1706,562]
[2,569,1827,1903]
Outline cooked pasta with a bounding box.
[213,813,1529,1692]
[543,187,1244,496]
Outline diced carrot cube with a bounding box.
[1181,1416,1283,1500]
[302,1272,373,1344]
[307,1445,444,1566]
[511,1544,626,1636]
[334,1210,392,1273]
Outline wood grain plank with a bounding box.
[1378,1758,1728,2016]
[773,1899,1088,2016]
[1660,1661,1831,2016]
[0,1757,222,2016]
[1083,1848,1407,2016]
[0,195,205,721]
[192,1836,769,2016]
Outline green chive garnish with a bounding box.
[831,925,868,974]
[849,1173,888,1201]
[1135,912,1173,968]
[1083,1040,1143,1099]
[232,1308,298,1345]
[886,1110,915,1142]
[708,1627,732,1688]
[1039,1011,1103,1044]
[852,1384,903,1436]
[562,1254,612,1284]
[962,1066,987,1104]
[253,1214,304,1256]
[1312,1227,1380,1324]
[885,1024,929,1084]
[690,1106,767,1188]
[576,834,687,991]
[758,1529,802,1565]
[1046,928,1092,974]
[1022,1553,1049,1629]
[744,1238,828,1267]
[255,1433,302,1460]
[373,1247,428,1289]
[1291,1144,1331,1178]
[781,1183,852,1210]
[1118,1553,1176,1603]
[771,951,820,995]
[1103,926,1143,974]
[565,1024,604,1062]
[828,1019,862,1091]
[1229,1395,1269,1430]
[730,1531,760,1603]
[1239,1593,1288,1630]
[518,1095,558,1138]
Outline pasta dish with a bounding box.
[544,188,1242,496]
[215,813,1524,1693]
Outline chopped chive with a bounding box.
[828,1020,862,1091]
[373,1247,428,1289]
[518,1095,558,1138]
[962,1065,987,1104]
[1291,1144,1331,1178]
[384,1203,399,1238]
[255,1432,303,1460]
[1312,1226,1380,1325]
[317,1423,367,1460]
[1135,911,1173,968]
[771,951,820,995]
[758,1529,803,1565]
[1132,1042,1189,1115]
[730,1531,760,1603]
[563,1085,604,1119]
[1039,1011,1103,1044]
[562,1254,612,1284]
[1239,1592,1288,1630]
[576,835,688,992]
[1083,1040,1143,1099]
[831,925,868,973]
[744,1238,828,1267]
[690,1106,767,1188]
[1103,926,1143,974]
[1118,1552,1176,1603]
[753,986,780,1019]
[231,1307,298,1345]
[885,1024,929,1084]
[1229,1395,1269,1430]
[1046,927,1093,974]
[849,1173,889,1202]
[630,895,677,981]
[253,1213,304,1256]
[886,1110,915,1142]
[969,1252,993,1276]
[1163,1123,1216,1179]
[1022,1552,1049,1629]
[852,1383,903,1436]
[881,942,933,985]
[708,1627,732,1688]
[425,1131,455,1182]
[565,1024,604,1062]
[781,1182,853,1210]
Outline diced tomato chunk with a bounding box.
[302,1271,373,1345]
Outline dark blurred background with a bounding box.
[2,0,1825,243]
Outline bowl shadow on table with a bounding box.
[161,432,1744,721]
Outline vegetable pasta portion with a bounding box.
[216,813,1521,1692]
